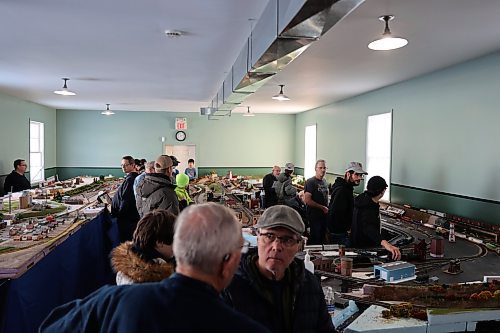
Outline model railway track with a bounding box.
[413,243,488,273]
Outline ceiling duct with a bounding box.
[205,0,364,117]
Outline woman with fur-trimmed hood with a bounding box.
[111,210,176,285]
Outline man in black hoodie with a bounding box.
[327,162,367,246]
[350,176,401,260]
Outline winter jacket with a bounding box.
[327,177,355,233]
[273,173,297,204]
[226,251,335,333]
[350,191,382,248]
[135,173,179,218]
[110,241,174,285]
[263,173,278,208]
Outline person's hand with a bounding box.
[321,205,328,214]
[381,240,401,260]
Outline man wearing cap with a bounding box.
[262,165,281,208]
[112,155,140,242]
[303,159,329,245]
[273,162,297,204]
[135,155,179,218]
[226,205,335,333]
[327,162,367,246]
[170,155,180,183]
[350,176,401,260]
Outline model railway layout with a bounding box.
[0,176,121,278]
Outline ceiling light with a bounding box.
[368,15,408,51]
[242,106,255,117]
[101,104,115,116]
[53,78,76,96]
[272,84,290,101]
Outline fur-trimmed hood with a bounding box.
[110,241,174,284]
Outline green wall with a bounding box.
[56,110,295,170]
[295,51,500,225]
[0,92,57,175]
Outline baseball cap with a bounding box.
[255,205,305,234]
[155,155,173,170]
[169,155,180,166]
[367,176,388,194]
[284,162,295,171]
[345,162,368,175]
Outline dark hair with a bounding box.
[122,155,135,165]
[134,159,142,166]
[14,159,25,169]
[133,210,176,259]
[188,158,195,164]
[366,176,388,197]
[140,158,147,164]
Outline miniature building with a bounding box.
[19,194,32,209]
[373,261,416,283]
[430,236,445,257]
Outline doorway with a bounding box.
[165,145,196,176]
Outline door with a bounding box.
[165,145,196,176]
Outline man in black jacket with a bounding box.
[262,165,281,208]
[227,205,335,333]
[111,155,140,242]
[327,162,367,246]
[3,159,31,193]
[350,176,401,260]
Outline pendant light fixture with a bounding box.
[368,15,408,51]
[101,104,115,116]
[242,106,255,117]
[53,78,76,96]
[272,84,290,101]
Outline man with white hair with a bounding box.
[40,203,271,333]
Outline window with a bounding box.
[366,112,392,201]
[30,121,44,183]
[304,124,317,179]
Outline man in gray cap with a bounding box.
[135,155,179,218]
[226,205,335,333]
[327,162,367,246]
[273,162,297,204]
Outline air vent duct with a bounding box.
[202,0,364,117]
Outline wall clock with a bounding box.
[175,130,186,141]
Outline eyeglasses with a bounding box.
[241,240,251,254]
[121,163,130,167]
[354,173,365,178]
[20,164,28,167]
[258,232,300,247]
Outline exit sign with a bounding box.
[175,118,187,130]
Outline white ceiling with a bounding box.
[1,0,500,115]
